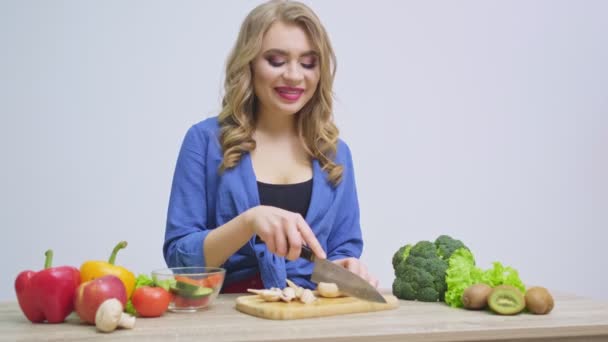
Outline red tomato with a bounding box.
[131,286,171,317]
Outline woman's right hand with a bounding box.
[244,205,326,261]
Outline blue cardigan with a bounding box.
[163,117,363,290]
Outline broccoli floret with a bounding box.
[392,264,440,302]
[435,235,467,261]
[418,287,441,302]
[391,244,412,270]
[392,240,448,302]
[409,241,437,259]
[392,236,469,302]
[392,277,415,300]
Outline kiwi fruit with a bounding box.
[462,284,492,310]
[525,286,554,314]
[488,285,525,315]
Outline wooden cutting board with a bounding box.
[235,294,399,320]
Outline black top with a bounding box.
[257,178,313,217]
[255,178,313,243]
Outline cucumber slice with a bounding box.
[187,286,213,299]
[175,280,201,292]
[170,285,213,299]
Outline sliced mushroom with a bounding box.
[280,287,296,302]
[286,279,304,298]
[247,288,282,302]
[299,289,316,304]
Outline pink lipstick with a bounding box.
[275,86,304,102]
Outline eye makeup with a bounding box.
[262,49,319,69]
[300,56,317,69]
[267,55,286,67]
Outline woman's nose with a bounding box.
[283,62,304,84]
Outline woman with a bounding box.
[163,0,379,292]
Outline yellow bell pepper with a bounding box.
[80,241,136,298]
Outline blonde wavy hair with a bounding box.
[218,0,343,185]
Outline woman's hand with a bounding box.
[244,205,326,261]
[332,258,379,288]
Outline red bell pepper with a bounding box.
[15,249,81,323]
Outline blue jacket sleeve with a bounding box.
[163,125,210,267]
[326,142,364,261]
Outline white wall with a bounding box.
[1,0,606,302]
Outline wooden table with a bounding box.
[2,292,608,341]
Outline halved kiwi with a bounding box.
[488,285,525,315]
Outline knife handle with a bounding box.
[300,245,314,262]
[257,238,315,261]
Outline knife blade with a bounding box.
[300,245,387,303]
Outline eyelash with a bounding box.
[268,59,317,69]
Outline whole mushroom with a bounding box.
[95,299,136,333]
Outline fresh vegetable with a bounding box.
[443,248,480,306]
[173,273,223,289]
[170,283,213,299]
[174,276,204,289]
[391,244,412,270]
[125,273,175,315]
[488,285,526,315]
[434,235,469,261]
[392,236,466,302]
[95,298,136,333]
[14,250,80,323]
[203,273,224,288]
[170,278,213,309]
[444,248,525,308]
[74,275,127,324]
[525,287,554,314]
[124,274,155,315]
[133,273,155,288]
[391,235,526,308]
[155,278,176,292]
[131,286,171,317]
[80,241,136,298]
[175,281,203,293]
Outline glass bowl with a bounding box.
[151,267,225,312]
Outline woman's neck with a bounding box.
[255,110,298,138]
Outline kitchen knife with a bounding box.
[300,245,387,303]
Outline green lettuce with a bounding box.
[444,248,525,308]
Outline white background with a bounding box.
[1,0,606,302]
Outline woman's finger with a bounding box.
[295,215,326,259]
[285,219,302,261]
[265,237,276,256]
[345,258,360,275]
[274,220,288,257]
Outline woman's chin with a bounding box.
[272,103,305,116]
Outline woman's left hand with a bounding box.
[332,257,379,288]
